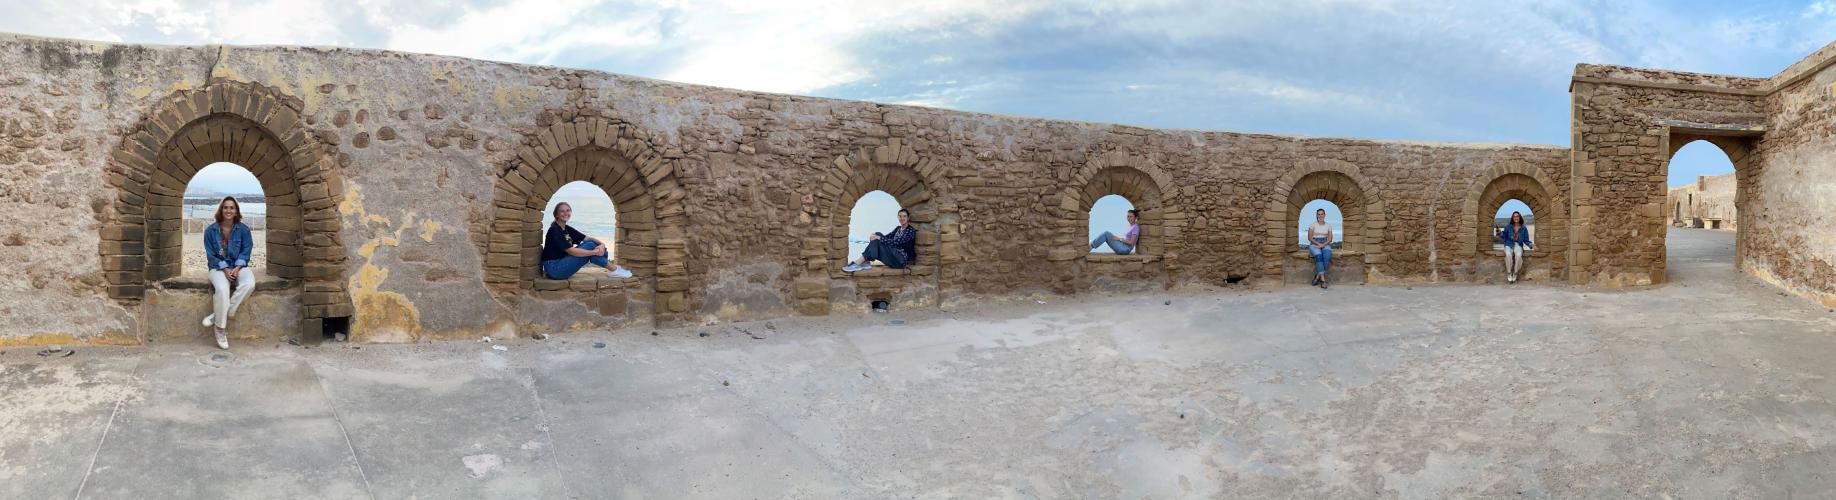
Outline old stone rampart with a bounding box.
[2,32,1830,344]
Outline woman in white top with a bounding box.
[1307,208,1333,289]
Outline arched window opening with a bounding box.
[1667,140,1737,231]
[1087,194,1136,254]
[1491,199,1534,250]
[1297,199,1344,249]
[847,190,902,261]
[542,181,619,260]
[179,162,266,279]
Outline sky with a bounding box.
[64,0,1817,244]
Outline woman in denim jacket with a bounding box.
[200,197,256,349]
[1500,211,1536,284]
[842,208,918,272]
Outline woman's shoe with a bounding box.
[201,314,214,327]
[1311,275,1320,286]
[214,329,229,350]
[1321,280,1328,290]
[608,266,634,279]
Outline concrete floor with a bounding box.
[6,229,1836,499]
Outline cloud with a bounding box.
[1,0,1832,146]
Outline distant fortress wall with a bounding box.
[1666,173,1738,230]
[1,32,1832,345]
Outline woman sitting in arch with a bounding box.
[843,208,917,273]
[199,196,255,350]
[1089,209,1141,255]
[541,202,634,280]
[1308,208,1333,290]
[1500,211,1536,284]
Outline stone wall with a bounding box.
[3,32,1831,345]
[1665,173,1737,229]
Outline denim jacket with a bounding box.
[202,222,254,270]
[1501,224,1533,248]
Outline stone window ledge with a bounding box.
[1482,248,1554,258]
[533,273,644,292]
[1085,253,1159,263]
[833,264,936,279]
[158,275,296,292]
[1287,249,1365,259]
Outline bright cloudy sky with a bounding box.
[11,0,1832,234]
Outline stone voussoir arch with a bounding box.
[98,79,353,321]
[484,116,690,314]
[1047,150,1183,261]
[792,139,957,314]
[1262,158,1388,280]
[1460,162,1568,273]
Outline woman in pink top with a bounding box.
[1089,209,1140,255]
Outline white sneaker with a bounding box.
[214,329,229,350]
[608,266,634,279]
[201,314,214,327]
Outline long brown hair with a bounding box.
[214,197,242,225]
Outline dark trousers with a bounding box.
[861,240,907,269]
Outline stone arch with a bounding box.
[1460,162,1567,278]
[1047,151,1182,260]
[793,139,957,314]
[1664,134,1758,268]
[484,117,690,314]
[99,80,353,321]
[1263,159,1388,280]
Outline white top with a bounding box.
[1308,221,1333,239]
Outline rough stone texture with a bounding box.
[2,33,1834,344]
[1666,172,1737,229]
[10,231,1836,498]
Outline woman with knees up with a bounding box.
[1501,211,1535,284]
[1308,208,1333,289]
[1090,209,1141,255]
[843,208,917,272]
[200,197,255,350]
[541,202,634,280]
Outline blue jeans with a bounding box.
[1308,237,1332,275]
[1090,231,1134,255]
[542,241,610,279]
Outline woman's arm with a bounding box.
[883,225,916,246]
[233,225,254,268]
[1121,227,1138,246]
[203,226,225,270]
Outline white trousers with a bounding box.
[210,268,256,330]
[1503,246,1525,276]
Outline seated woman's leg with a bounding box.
[577,240,611,268]
[542,255,591,280]
[1108,240,1134,255]
[1090,231,1115,250]
[222,267,257,329]
[858,240,906,269]
[210,269,232,328]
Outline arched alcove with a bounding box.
[1461,163,1567,281]
[846,190,902,261]
[99,81,352,331]
[1296,199,1344,248]
[1263,159,1387,283]
[542,181,620,260]
[181,163,268,278]
[1087,194,1136,254]
[485,117,690,317]
[794,140,957,315]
